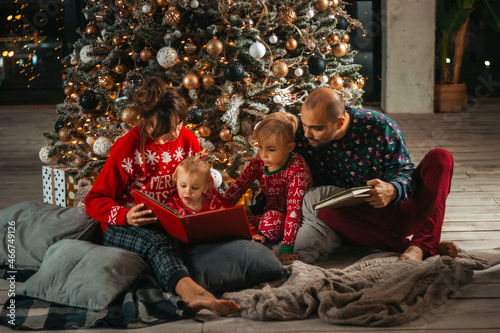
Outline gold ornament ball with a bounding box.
[215,95,230,111]
[202,74,215,87]
[140,48,153,61]
[163,9,181,25]
[285,38,298,51]
[95,11,107,22]
[219,128,232,141]
[241,17,253,30]
[113,64,127,74]
[85,23,99,35]
[313,0,329,12]
[319,42,332,55]
[98,75,114,90]
[112,35,125,46]
[184,42,197,54]
[279,6,297,24]
[58,127,72,142]
[328,75,344,90]
[74,157,86,167]
[333,42,348,57]
[327,34,340,46]
[64,86,75,96]
[331,0,340,8]
[347,80,359,90]
[182,73,199,89]
[272,61,289,78]
[121,106,140,125]
[199,125,211,137]
[156,0,168,6]
[357,77,365,88]
[342,33,350,43]
[206,39,223,56]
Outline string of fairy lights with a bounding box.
[1,0,65,88]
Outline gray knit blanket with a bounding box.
[223,250,500,326]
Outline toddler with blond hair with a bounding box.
[224,112,313,263]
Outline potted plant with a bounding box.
[435,0,500,112]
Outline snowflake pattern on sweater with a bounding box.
[85,126,200,231]
[295,107,416,203]
[224,153,312,247]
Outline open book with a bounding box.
[132,189,252,244]
[313,186,373,210]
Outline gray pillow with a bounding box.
[18,239,147,311]
[183,240,287,295]
[0,201,99,268]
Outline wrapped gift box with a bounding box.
[42,165,95,207]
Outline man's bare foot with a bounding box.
[398,245,424,261]
[438,241,459,258]
[175,277,240,316]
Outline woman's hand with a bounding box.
[125,203,157,227]
[252,234,266,244]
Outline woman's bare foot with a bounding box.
[438,241,459,258]
[175,277,240,316]
[398,245,424,261]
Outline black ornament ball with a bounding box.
[80,90,100,110]
[337,16,349,30]
[224,61,245,82]
[54,120,65,132]
[188,107,204,124]
[308,55,327,76]
[192,14,212,30]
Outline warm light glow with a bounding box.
[7,15,13,20]
[2,51,8,57]
[446,58,451,64]
[484,60,491,68]
[8,51,14,57]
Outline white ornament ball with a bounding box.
[294,67,304,77]
[249,42,266,59]
[190,0,199,8]
[86,136,95,145]
[101,29,107,37]
[306,9,315,19]
[211,168,223,188]
[320,75,329,83]
[93,137,113,157]
[79,45,93,63]
[269,35,278,44]
[39,146,57,164]
[273,95,283,104]
[142,4,152,13]
[157,46,179,68]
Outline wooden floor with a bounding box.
[1,100,500,332]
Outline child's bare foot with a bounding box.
[398,245,424,261]
[175,277,240,316]
[438,241,459,258]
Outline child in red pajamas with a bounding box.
[224,112,313,263]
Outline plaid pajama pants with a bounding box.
[103,224,190,293]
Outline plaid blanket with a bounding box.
[0,269,196,330]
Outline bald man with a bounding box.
[293,87,458,262]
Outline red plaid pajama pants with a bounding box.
[318,148,454,256]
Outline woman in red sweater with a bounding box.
[85,76,239,316]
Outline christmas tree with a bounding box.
[41,0,365,189]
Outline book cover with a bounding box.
[132,189,252,244]
[313,186,373,210]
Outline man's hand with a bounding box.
[366,179,398,208]
[278,253,298,264]
[125,203,157,226]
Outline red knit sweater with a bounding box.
[85,126,201,232]
[224,153,312,247]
